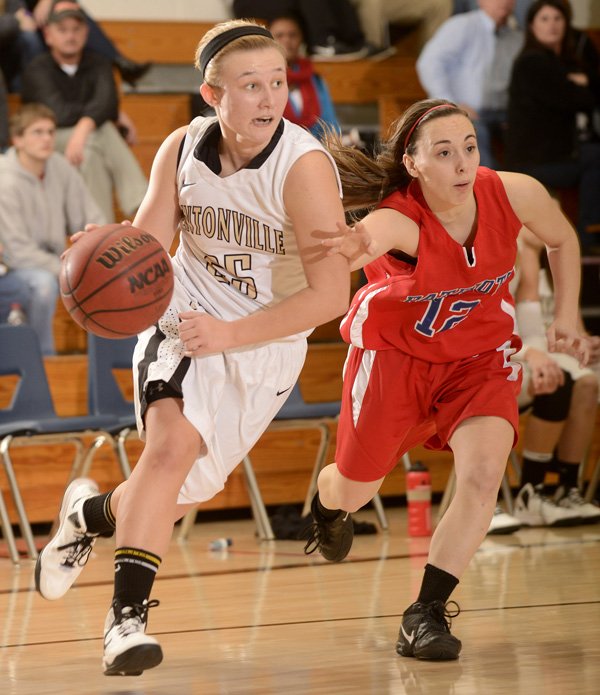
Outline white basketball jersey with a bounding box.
[175,116,342,333]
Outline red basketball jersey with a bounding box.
[340,168,522,362]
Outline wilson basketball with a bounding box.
[60,224,174,338]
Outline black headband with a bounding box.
[199,26,274,79]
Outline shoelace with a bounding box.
[302,511,347,555]
[114,600,160,637]
[425,600,461,633]
[58,533,97,568]
[565,488,586,505]
[302,522,324,555]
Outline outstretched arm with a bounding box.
[501,171,589,365]
[321,207,420,271]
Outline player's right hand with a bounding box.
[62,220,132,258]
[322,220,378,260]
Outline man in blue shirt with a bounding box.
[416,0,523,168]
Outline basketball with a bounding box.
[60,223,174,338]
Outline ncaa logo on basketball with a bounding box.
[95,233,154,269]
[128,258,172,294]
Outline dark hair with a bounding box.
[268,12,308,41]
[523,0,576,60]
[322,98,469,216]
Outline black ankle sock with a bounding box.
[82,491,116,536]
[520,457,548,488]
[417,563,459,605]
[555,459,579,490]
[316,494,341,519]
[113,547,162,607]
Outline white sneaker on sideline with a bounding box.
[487,505,522,535]
[555,486,600,524]
[513,483,582,527]
[35,478,100,600]
[103,599,163,676]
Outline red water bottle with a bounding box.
[406,461,432,537]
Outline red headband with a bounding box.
[403,104,456,150]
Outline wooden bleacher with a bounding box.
[108,19,425,177]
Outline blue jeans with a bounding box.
[520,142,600,249]
[474,109,507,170]
[0,271,31,321]
[10,268,59,356]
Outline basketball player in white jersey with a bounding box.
[34,19,350,676]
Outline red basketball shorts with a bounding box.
[335,341,522,482]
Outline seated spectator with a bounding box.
[505,0,600,252]
[416,0,523,169]
[511,227,600,526]
[27,0,152,85]
[0,103,105,354]
[21,1,148,222]
[233,0,371,60]
[269,13,340,140]
[0,0,45,91]
[354,0,452,52]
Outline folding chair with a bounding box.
[84,334,139,480]
[584,456,600,504]
[0,325,118,562]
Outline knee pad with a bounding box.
[530,370,574,421]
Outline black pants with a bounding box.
[232,0,364,47]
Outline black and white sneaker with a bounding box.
[513,483,581,527]
[487,505,522,535]
[555,486,600,524]
[35,478,100,600]
[303,493,354,562]
[103,599,163,676]
[397,600,462,661]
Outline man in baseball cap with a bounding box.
[47,1,86,24]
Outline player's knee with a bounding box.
[457,461,505,500]
[531,371,574,421]
[145,435,199,478]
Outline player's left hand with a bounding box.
[546,321,590,367]
[178,311,235,356]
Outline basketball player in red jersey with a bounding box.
[303,99,590,660]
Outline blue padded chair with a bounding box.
[178,382,388,542]
[85,334,139,480]
[0,325,117,562]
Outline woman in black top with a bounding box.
[506,0,600,252]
